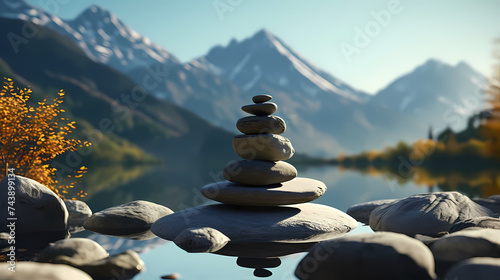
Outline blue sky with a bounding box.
[25,0,500,93]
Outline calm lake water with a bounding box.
[78,164,442,280]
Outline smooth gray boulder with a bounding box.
[450,217,500,232]
[295,232,436,280]
[36,238,108,264]
[370,192,493,236]
[0,262,92,280]
[233,134,295,161]
[0,175,68,234]
[152,203,357,243]
[431,228,500,263]
[84,200,173,239]
[346,199,399,224]
[445,257,500,280]
[53,249,145,280]
[236,115,286,135]
[223,160,297,185]
[65,200,92,233]
[201,178,326,206]
[474,195,500,216]
[174,227,230,253]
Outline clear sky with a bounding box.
[25,0,500,94]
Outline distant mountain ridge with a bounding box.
[0,0,487,155]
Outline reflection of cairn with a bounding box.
[201,94,326,206]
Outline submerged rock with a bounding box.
[84,200,173,239]
[152,203,357,243]
[370,192,492,236]
[295,232,436,280]
[0,175,68,234]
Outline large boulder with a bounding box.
[346,199,399,224]
[0,175,68,234]
[152,203,357,243]
[431,228,500,263]
[0,262,92,280]
[295,232,436,280]
[445,257,500,280]
[84,200,173,239]
[36,238,108,264]
[370,192,492,236]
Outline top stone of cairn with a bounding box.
[252,94,272,103]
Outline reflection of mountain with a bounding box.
[0,0,487,155]
[0,17,236,168]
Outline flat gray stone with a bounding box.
[450,217,500,232]
[346,199,399,224]
[84,200,173,238]
[36,238,108,264]
[174,227,230,253]
[431,228,500,263]
[0,175,68,234]
[237,257,281,268]
[252,94,272,103]
[242,102,277,115]
[295,232,436,280]
[236,115,286,135]
[53,249,145,280]
[151,203,357,243]
[0,262,92,280]
[201,177,326,206]
[233,134,294,161]
[445,257,500,280]
[223,160,297,185]
[369,192,493,236]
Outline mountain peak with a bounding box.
[77,4,113,20]
[251,28,276,42]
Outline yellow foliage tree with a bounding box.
[0,77,90,199]
[481,40,500,158]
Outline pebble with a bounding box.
[252,94,272,103]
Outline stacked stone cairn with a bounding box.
[200,94,326,206]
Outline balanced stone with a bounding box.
[200,177,326,206]
[151,203,357,243]
[233,134,294,161]
[242,102,277,116]
[252,94,272,103]
[223,160,297,186]
[237,115,286,135]
[295,232,436,280]
[369,192,493,236]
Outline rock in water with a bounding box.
[346,199,399,224]
[431,228,500,263]
[236,115,286,135]
[233,134,294,161]
[242,102,277,116]
[65,200,92,233]
[450,217,500,232]
[174,227,230,253]
[0,175,68,234]
[369,192,493,236]
[295,232,436,280]
[252,94,272,103]
[0,262,92,280]
[201,178,326,206]
[84,200,173,238]
[223,160,297,185]
[36,238,108,264]
[151,203,357,243]
[445,257,500,280]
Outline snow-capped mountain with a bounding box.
[0,0,179,70]
[370,59,488,132]
[195,29,369,102]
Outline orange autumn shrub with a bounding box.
[0,77,90,199]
